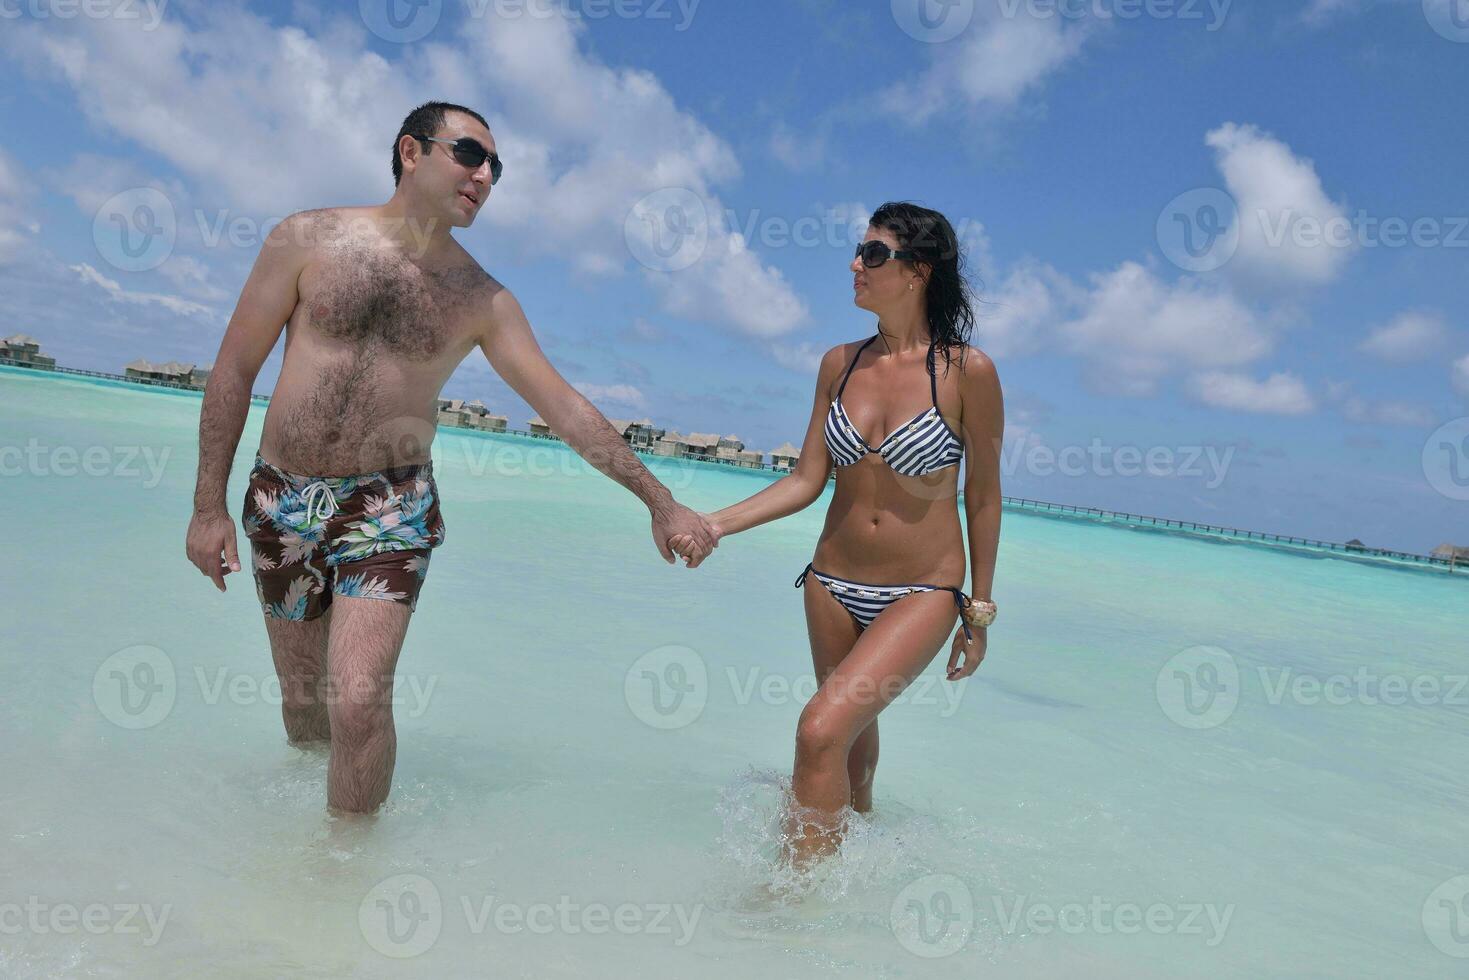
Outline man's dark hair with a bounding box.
[392,101,490,186]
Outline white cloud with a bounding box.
[769,123,827,173]
[157,255,233,303]
[1358,310,1451,361]
[1060,261,1275,396]
[887,2,1093,122]
[44,154,182,217]
[975,260,1068,358]
[828,201,872,242]
[1206,122,1352,288]
[770,340,824,374]
[1190,371,1316,414]
[1341,398,1435,427]
[655,231,808,337]
[1452,354,1469,399]
[3,7,807,340]
[573,381,647,410]
[1301,0,1362,23]
[71,262,214,319]
[1322,379,1435,426]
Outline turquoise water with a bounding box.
[2,366,1465,978]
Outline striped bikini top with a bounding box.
[824,335,964,476]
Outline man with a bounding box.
[184,101,716,815]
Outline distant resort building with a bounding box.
[606,418,664,450]
[652,430,690,457]
[0,334,57,369]
[527,415,560,440]
[124,358,211,389]
[770,442,800,472]
[436,398,507,432]
[684,432,721,460]
[1432,543,1469,565]
[713,434,764,469]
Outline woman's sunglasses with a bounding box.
[418,136,503,185]
[854,240,917,268]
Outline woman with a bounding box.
[677,202,1005,868]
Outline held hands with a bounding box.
[946,625,987,681]
[651,502,721,568]
[664,512,725,569]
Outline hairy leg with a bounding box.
[322,596,413,815]
[264,605,334,744]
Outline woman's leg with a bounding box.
[801,580,877,811]
[788,588,960,867]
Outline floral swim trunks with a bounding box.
[242,454,447,621]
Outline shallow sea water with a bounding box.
[2,367,1466,977]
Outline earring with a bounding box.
[908,282,914,291]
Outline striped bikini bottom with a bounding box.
[795,563,973,641]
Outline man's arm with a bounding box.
[185,214,306,589]
[477,286,716,564]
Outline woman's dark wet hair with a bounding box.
[868,201,976,374]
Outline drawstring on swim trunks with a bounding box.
[302,481,338,527]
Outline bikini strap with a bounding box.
[834,336,879,400]
[945,588,975,643]
[794,562,814,589]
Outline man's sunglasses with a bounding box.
[855,240,917,268]
[418,136,503,185]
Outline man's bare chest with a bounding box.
[296,248,484,362]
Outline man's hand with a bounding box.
[666,514,725,568]
[652,502,718,568]
[187,508,241,591]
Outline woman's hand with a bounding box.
[945,626,987,681]
[668,515,725,567]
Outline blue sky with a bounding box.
[1,0,1467,553]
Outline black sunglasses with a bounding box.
[855,240,917,268]
[418,136,503,185]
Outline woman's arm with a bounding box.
[958,348,1006,600]
[709,344,846,537]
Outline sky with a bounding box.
[1,0,1467,554]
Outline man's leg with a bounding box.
[323,595,414,815]
[264,606,334,744]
